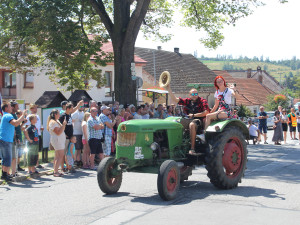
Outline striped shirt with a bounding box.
[99,113,112,137]
[87,116,103,140]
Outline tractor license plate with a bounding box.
[134,147,144,159]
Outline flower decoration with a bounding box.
[274,94,286,103]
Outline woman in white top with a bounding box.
[281,108,288,144]
[204,76,236,130]
[47,109,66,177]
[81,112,90,169]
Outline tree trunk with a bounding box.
[113,42,136,105]
[111,0,137,105]
[89,0,151,105]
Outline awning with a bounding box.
[139,88,169,94]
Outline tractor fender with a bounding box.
[205,119,249,139]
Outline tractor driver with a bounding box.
[169,88,210,155]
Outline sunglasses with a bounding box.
[91,110,98,112]
[190,93,198,96]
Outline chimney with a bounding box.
[174,47,179,53]
[157,46,162,50]
[247,68,251,78]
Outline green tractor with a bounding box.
[97,114,248,201]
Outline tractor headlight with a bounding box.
[150,142,159,151]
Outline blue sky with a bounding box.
[136,0,299,61]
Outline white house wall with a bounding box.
[16,64,144,105]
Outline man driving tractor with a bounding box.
[168,88,210,155]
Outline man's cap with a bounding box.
[101,105,110,111]
[61,101,68,106]
[10,100,18,106]
[128,104,135,109]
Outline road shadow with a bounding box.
[246,143,300,183]
[130,180,284,206]
[6,176,54,189]
[60,170,93,180]
[102,192,131,198]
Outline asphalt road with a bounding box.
[1,130,300,225]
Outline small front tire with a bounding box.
[97,157,122,194]
[157,160,180,201]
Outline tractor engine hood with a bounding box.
[117,119,183,133]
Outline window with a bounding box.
[24,71,34,88]
[4,72,16,88]
[105,71,112,97]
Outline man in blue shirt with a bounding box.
[153,104,168,119]
[258,106,269,144]
[0,102,26,181]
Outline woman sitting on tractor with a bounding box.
[201,76,236,138]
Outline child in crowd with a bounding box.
[24,114,39,174]
[67,136,77,173]
[248,119,261,145]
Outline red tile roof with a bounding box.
[88,35,146,64]
[213,70,275,106]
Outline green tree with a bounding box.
[0,0,287,103]
[237,104,254,118]
[264,93,289,111]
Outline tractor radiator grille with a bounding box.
[117,133,136,146]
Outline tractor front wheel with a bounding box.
[97,157,122,194]
[157,160,180,201]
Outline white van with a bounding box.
[266,111,275,129]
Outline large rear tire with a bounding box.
[97,157,122,194]
[206,126,247,189]
[157,160,180,201]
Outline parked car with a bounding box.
[266,111,275,129]
[294,102,300,110]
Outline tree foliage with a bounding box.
[264,92,290,111]
[0,0,286,101]
[237,104,254,118]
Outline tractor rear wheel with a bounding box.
[97,157,122,194]
[157,160,180,201]
[206,126,247,189]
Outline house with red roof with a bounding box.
[0,41,147,105]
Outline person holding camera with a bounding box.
[87,107,104,170]
[0,102,27,181]
[99,106,117,157]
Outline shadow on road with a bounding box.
[6,176,54,189]
[129,180,284,206]
[59,170,93,180]
[102,192,131,198]
[246,144,300,183]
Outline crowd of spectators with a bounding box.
[0,100,183,181]
[2,98,299,182]
[247,105,300,146]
